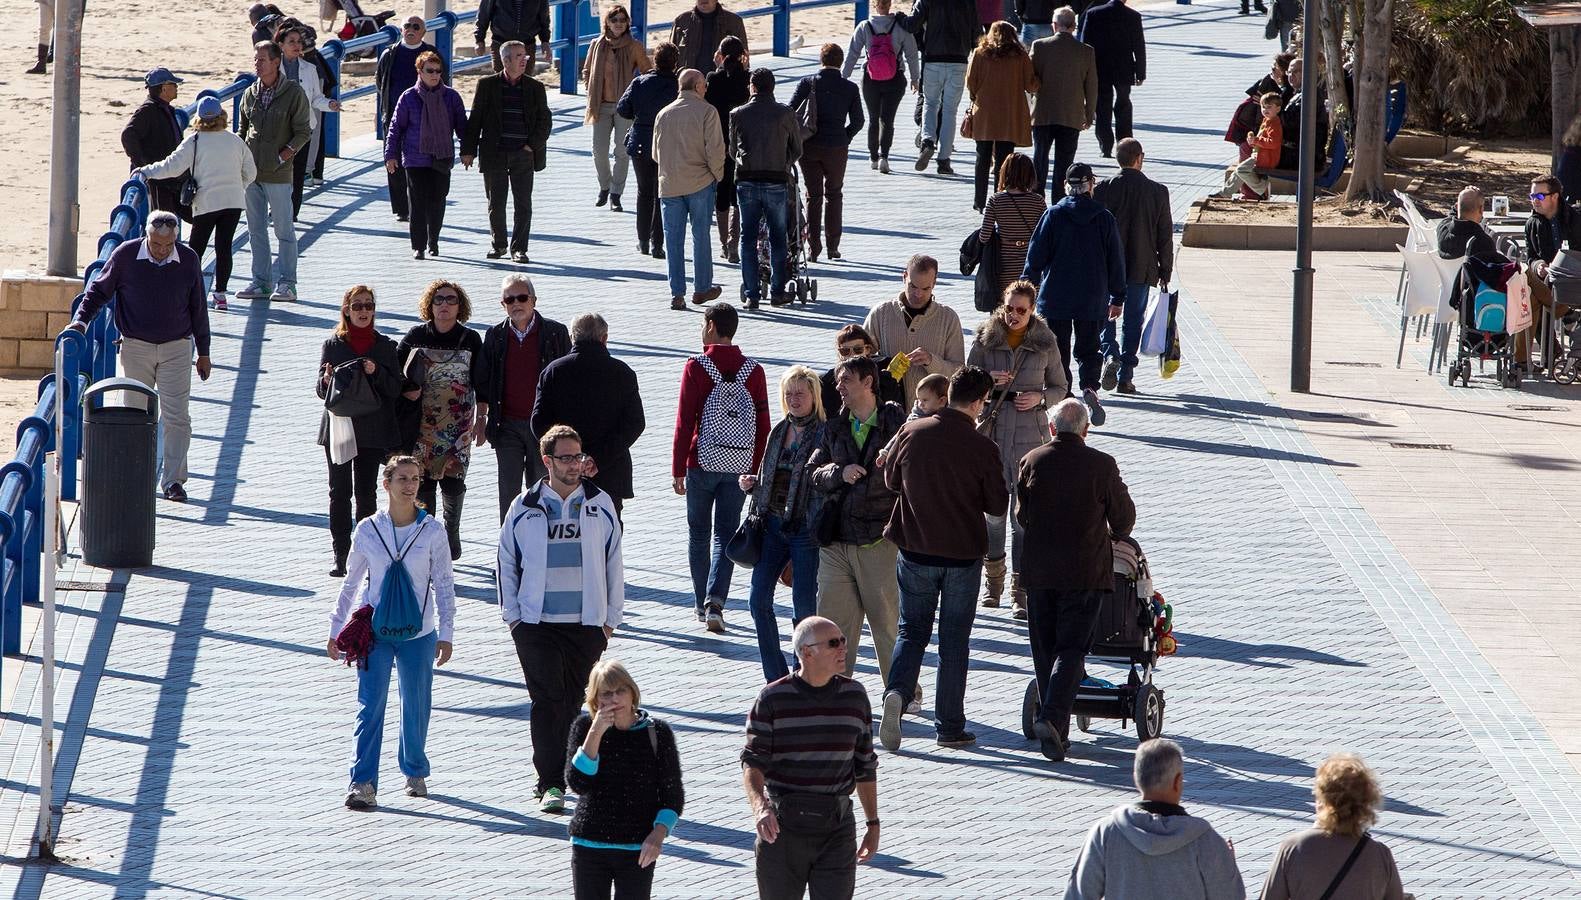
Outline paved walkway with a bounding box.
[3,2,1581,897]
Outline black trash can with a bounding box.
[81,378,159,568]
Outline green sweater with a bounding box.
[238,77,312,185]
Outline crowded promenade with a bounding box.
[3,0,1581,897]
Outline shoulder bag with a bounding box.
[1316,834,1370,900]
[179,133,200,207]
[726,513,765,567]
[325,358,382,418]
[977,346,1031,437]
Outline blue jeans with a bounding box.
[1101,282,1152,384]
[920,61,966,162]
[661,184,715,299]
[349,631,436,790]
[737,181,789,302]
[686,468,745,611]
[244,180,297,289]
[747,514,820,682]
[1020,23,1054,44]
[885,555,982,737]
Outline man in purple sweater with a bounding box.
[66,210,212,502]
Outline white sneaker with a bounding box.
[344,782,376,810]
[270,285,297,302]
[208,291,228,311]
[879,157,891,175]
[308,176,324,187]
[404,776,427,797]
[906,695,922,716]
[879,690,904,751]
[236,284,268,300]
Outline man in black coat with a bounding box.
[121,67,189,219]
[1276,56,1328,172]
[1078,0,1145,158]
[475,274,572,521]
[474,0,551,72]
[462,40,552,264]
[530,313,646,513]
[375,15,441,222]
[1016,397,1135,762]
[1093,138,1171,395]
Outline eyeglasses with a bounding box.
[349,302,376,312]
[837,343,867,357]
[503,293,535,304]
[608,14,629,21]
[1530,192,1551,202]
[549,452,590,464]
[403,22,423,29]
[1005,305,1032,317]
[807,635,847,649]
[422,67,444,75]
[432,294,460,306]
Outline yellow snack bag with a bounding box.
[887,354,911,382]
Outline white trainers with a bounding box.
[404,776,427,797]
[906,694,922,716]
[208,291,228,311]
[270,285,297,302]
[879,690,904,751]
[236,284,268,300]
[344,782,376,810]
[879,157,891,175]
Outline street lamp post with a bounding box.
[46,0,85,278]
[1290,0,1320,393]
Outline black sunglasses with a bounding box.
[403,22,423,29]
[432,294,460,306]
[811,635,847,649]
[349,302,376,312]
[503,293,535,304]
[1531,192,1551,202]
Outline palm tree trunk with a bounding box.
[1344,0,1393,202]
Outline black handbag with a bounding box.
[325,359,382,418]
[959,229,984,276]
[725,514,764,567]
[973,229,1002,312]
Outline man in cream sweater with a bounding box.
[862,254,966,407]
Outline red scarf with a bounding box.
[345,323,376,356]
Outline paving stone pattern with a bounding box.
[2,2,1580,896]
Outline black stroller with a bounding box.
[1020,536,1174,744]
[1446,254,1520,389]
[332,0,396,57]
[738,167,817,308]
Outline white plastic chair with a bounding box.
[1428,252,1465,373]
[1397,245,1443,367]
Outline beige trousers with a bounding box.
[816,540,900,685]
[119,336,194,486]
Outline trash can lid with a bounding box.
[83,377,159,420]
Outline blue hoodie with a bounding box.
[1021,192,1127,322]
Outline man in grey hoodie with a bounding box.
[1064,739,1245,899]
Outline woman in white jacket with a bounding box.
[135,96,256,310]
[276,22,340,217]
[327,454,457,811]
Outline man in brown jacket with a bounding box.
[654,68,726,309]
[1016,397,1135,762]
[1029,6,1097,197]
[877,366,1008,753]
[672,0,748,74]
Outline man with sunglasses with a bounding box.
[462,40,553,264]
[476,274,571,522]
[499,424,624,814]
[376,16,442,222]
[742,616,880,900]
[1524,174,1581,375]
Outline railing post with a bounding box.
[557,0,581,95]
[773,0,790,57]
[434,12,457,72]
[0,462,30,654]
[854,0,869,25]
[632,0,648,45]
[54,334,83,501]
[19,424,46,608]
[0,508,11,665]
[321,40,344,159]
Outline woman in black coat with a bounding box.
[616,41,681,258]
[317,284,404,577]
[705,36,750,265]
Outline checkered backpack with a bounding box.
[694,355,759,474]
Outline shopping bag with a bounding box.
[1161,290,1183,379]
[1507,268,1533,334]
[328,413,358,465]
[1140,289,1172,356]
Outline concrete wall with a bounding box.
[0,272,78,375]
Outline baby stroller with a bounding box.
[1544,249,1581,383]
[738,167,818,308]
[1020,536,1175,744]
[1446,254,1520,389]
[331,0,396,57]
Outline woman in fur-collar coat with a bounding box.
[967,281,1068,617]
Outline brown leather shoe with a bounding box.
[670,296,687,310]
[692,285,722,305]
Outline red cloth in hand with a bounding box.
[336,605,375,669]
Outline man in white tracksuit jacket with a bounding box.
[498,424,624,813]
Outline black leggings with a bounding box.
[975,140,1014,211]
[631,153,662,251]
[406,164,452,252]
[187,207,242,293]
[862,73,907,161]
[325,446,382,566]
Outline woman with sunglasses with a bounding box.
[319,286,406,577]
[817,324,904,416]
[397,280,487,560]
[582,4,651,213]
[967,280,1067,618]
[386,50,468,259]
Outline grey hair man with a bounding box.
[1029,5,1097,197]
[1435,185,1496,261]
[1063,739,1245,899]
[1015,396,1134,761]
[461,39,552,264]
[65,210,212,502]
[531,313,646,512]
[476,272,571,521]
[742,616,879,900]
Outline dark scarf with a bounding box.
[757,416,824,525]
[346,323,376,356]
[417,81,454,159]
[902,298,933,327]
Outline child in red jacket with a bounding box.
[1214,93,1283,200]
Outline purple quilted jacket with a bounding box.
[384,83,468,168]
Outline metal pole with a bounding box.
[1290,0,1320,393]
[46,0,84,278]
[424,0,446,17]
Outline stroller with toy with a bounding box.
[1021,536,1175,744]
[328,0,396,57]
[1446,253,1521,389]
[738,167,818,309]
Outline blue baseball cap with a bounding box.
[196,96,224,120]
[145,67,184,87]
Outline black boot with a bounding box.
[26,44,47,75]
[441,489,465,561]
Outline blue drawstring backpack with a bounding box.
[370,512,431,642]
